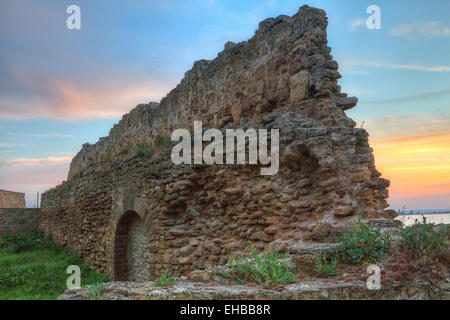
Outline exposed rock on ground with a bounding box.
[60,278,450,300]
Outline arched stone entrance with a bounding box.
[114,211,150,282]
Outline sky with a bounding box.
[0,0,449,210]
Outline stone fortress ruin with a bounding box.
[39,6,394,282]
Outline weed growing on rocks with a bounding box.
[339,220,391,265]
[155,273,176,286]
[313,251,338,277]
[400,217,449,257]
[224,249,297,287]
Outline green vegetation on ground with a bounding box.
[0,231,108,300]
[400,217,449,257]
[313,251,338,277]
[154,273,176,286]
[223,249,297,287]
[339,219,391,265]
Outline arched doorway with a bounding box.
[114,211,150,282]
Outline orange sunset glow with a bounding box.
[372,132,450,206]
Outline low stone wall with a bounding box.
[59,278,450,300]
[0,208,40,236]
[0,190,26,208]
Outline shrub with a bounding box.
[86,281,107,299]
[118,149,129,156]
[155,273,176,286]
[313,251,338,277]
[223,249,297,286]
[339,220,391,265]
[400,217,449,257]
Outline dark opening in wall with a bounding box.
[114,211,150,282]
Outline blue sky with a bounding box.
[0,0,449,209]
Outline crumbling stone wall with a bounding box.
[40,6,393,280]
[0,208,39,236]
[0,190,26,208]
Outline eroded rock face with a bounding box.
[40,5,392,280]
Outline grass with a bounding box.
[0,231,108,300]
[154,273,176,287]
[86,282,107,300]
[313,251,338,277]
[223,249,297,287]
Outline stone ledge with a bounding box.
[59,278,450,300]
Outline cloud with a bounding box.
[0,155,72,207]
[1,156,72,167]
[357,114,450,208]
[390,21,450,38]
[349,18,366,31]
[0,143,18,148]
[363,89,450,105]
[359,114,450,140]
[340,59,450,73]
[0,76,175,120]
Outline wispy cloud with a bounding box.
[0,76,174,120]
[349,18,366,31]
[1,156,72,167]
[390,21,450,38]
[0,143,18,148]
[359,114,450,140]
[341,59,450,73]
[363,89,450,105]
[0,153,73,207]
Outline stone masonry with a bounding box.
[0,208,39,236]
[0,189,26,208]
[39,6,394,282]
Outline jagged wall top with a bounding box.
[68,5,357,179]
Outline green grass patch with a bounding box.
[0,231,108,300]
[223,249,297,287]
[313,251,338,277]
[154,273,176,287]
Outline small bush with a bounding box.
[400,217,449,257]
[313,251,338,277]
[155,273,176,286]
[224,249,297,287]
[339,220,391,265]
[118,149,129,156]
[86,281,107,299]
